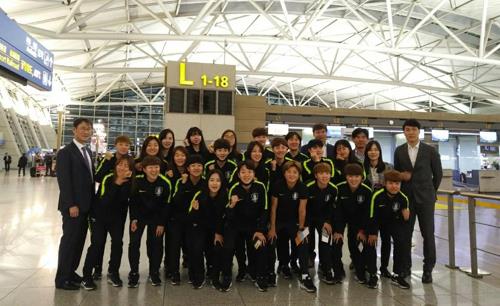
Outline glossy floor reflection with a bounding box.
[0,172,499,306]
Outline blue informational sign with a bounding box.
[0,8,53,91]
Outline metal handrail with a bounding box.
[460,192,500,201]
[437,189,460,270]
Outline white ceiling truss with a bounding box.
[2,0,500,114]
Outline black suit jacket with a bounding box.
[394,142,443,205]
[300,143,335,159]
[56,141,95,214]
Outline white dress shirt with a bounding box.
[407,141,420,167]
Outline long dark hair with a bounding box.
[159,128,175,161]
[139,136,162,160]
[113,156,135,190]
[185,127,209,154]
[221,129,240,155]
[244,141,264,165]
[205,169,227,196]
[333,139,356,163]
[364,140,386,173]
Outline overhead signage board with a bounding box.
[166,61,235,91]
[0,9,53,91]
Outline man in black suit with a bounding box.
[55,118,95,290]
[301,123,335,159]
[394,119,442,284]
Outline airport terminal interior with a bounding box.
[0,1,500,305]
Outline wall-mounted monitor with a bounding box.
[268,123,289,136]
[327,126,344,138]
[419,129,425,140]
[431,129,449,142]
[479,131,497,144]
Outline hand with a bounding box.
[401,171,412,181]
[104,152,113,160]
[69,206,79,218]
[322,222,332,235]
[183,139,189,146]
[208,143,214,154]
[402,208,410,221]
[130,220,138,232]
[271,160,277,171]
[156,225,164,237]
[191,200,199,211]
[214,233,224,246]
[229,195,239,208]
[181,173,189,184]
[267,228,277,242]
[333,233,343,243]
[357,231,367,243]
[253,232,266,245]
[208,164,215,171]
[368,234,378,246]
[166,170,174,178]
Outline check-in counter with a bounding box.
[478,170,500,193]
[439,169,454,190]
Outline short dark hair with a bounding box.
[307,139,324,149]
[384,170,402,182]
[285,131,302,142]
[282,160,301,174]
[352,128,369,138]
[313,162,332,175]
[142,155,161,168]
[214,138,231,151]
[344,163,364,176]
[312,123,327,132]
[73,118,92,128]
[271,137,288,148]
[115,135,131,145]
[252,127,268,138]
[186,154,204,167]
[238,159,256,172]
[403,119,421,130]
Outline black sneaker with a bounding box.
[290,261,300,274]
[395,276,410,289]
[171,272,181,286]
[267,273,276,287]
[248,273,257,283]
[128,272,139,288]
[149,273,162,286]
[332,273,344,284]
[236,270,246,282]
[255,277,267,292]
[92,270,102,281]
[220,277,232,292]
[300,275,317,293]
[193,279,205,289]
[355,273,367,284]
[367,274,378,289]
[81,278,97,291]
[320,271,334,285]
[280,266,292,279]
[422,271,433,284]
[380,268,392,278]
[107,273,123,287]
[211,279,221,290]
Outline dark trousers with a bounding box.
[222,227,266,280]
[409,202,436,272]
[379,224,391,270]
[187,224,215,283]
[308,224,343,275]
[4,162,10,171]
[167,219,188,276]
[276,226,308,274]
[128,222,163,275]
[391,221,411,276]
[346,225,377,276]
[18,167,25,176]
[55,212,88,285]
[88,219,104,274]
[235,234,247,273]
[83,216,126,277]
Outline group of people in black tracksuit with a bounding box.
[56,118,442,294]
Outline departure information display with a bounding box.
[0,9,53,91]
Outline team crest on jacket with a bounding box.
[225,171,232,180]
[251,192,259,203]
[155,186,163,197]
[325,194,331,202]
[356,194,365,203]
[392,202,400,212]
[292,192,298,200]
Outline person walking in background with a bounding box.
[4,152,12,172]
[394,119,442,284]
[55,118,95,290]
[17,154,28,177]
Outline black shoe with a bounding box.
[349,262,354,270]
[394,276,410,289]
[380,268,392,279]
[355,273,366,284]
[332,273,343,284]
[300,275,317,293]
[56,281,80,290]
[107,273,123,287]
[255,277,267,292]
[193,279,205,289]
[72,273,83,283]
[320,271,334,285]
[281,266,292,279]
[236,270,246,282]
[128,272,139,288]
[422,271,433,284]
[211,279,221,290]
[149,273,162,286]
[92,270,102,281]
[290,261,300,274]
[267,273,276,287]
[81,278,97,291]
[367,274,378,289]
[220,277,232,292]
[171,272,181,285]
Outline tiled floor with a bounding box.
[0,172,499,306]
